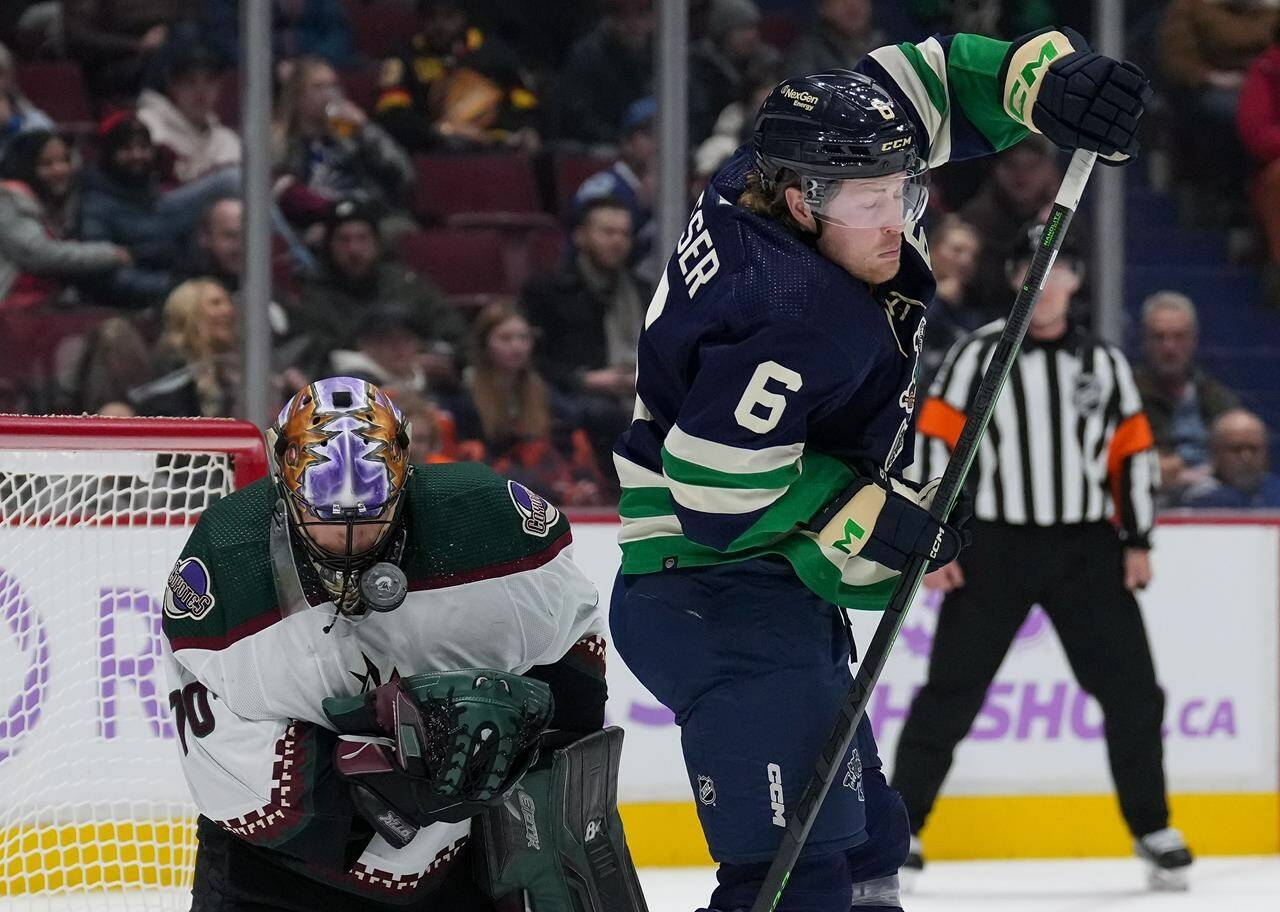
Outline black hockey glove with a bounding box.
[323,670,553,849]
[810,476,972,573]
[1008,27,1151,166]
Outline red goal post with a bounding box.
[0,415,268,491]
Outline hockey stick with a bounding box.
[749,147,1098,912]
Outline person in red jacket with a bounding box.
[1237,26,1280,302]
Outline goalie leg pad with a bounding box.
[475,726,649,912]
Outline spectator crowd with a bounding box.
[1,0,1277,511]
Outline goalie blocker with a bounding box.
[475,727,649,912]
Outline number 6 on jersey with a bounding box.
[734,361,803,434]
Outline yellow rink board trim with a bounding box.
[616,792,1280,867]
[1,793,1275,893]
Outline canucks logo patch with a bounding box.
[843,748,864,802]
[164,557,216,621]
[507,481,560,537]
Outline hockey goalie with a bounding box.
[159,376,648,912]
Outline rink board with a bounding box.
[0,518,1276,890]
[586,515,1280,863]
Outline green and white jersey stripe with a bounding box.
[618,446,900,610]
[870,36,952,168]
[864,32,1032,166]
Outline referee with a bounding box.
[893,224,1194,890]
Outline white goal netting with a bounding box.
[0,421,263,912]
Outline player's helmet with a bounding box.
[268,376,412,573]
[753,70,928,228]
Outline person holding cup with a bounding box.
[272,56,416,240]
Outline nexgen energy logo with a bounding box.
[767,763,786,827]
[781,86,819,110]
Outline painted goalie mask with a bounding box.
[268,377,412,606]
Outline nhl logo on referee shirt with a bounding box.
[697,775,716,806]
[164,557,216,621]
[507,481,560,537]
[1072,373,1103,414]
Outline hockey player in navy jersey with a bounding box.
[610,28,1150,912]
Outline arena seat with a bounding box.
[413,153,551,228]
[17,62,92,126]
[396,228,510,296]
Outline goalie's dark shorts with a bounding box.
[189,816,500,912]
[611,557,909,908]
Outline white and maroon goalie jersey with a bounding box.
[160,462,605,905]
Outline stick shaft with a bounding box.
[748,148,1097,912]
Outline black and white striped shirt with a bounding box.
[911,321,1158,547]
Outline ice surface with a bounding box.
[636,856,1280,911]
[2,858,1276,911]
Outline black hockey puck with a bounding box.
[360,562,408,612]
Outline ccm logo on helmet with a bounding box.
[881,137,912,151]
[767,763,786,828]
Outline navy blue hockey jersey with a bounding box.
[615,31,1070,609]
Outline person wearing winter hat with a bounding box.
[79,112,238,307]
[292,198,464,380]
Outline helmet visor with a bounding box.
[807,171,929,230]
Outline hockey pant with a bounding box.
[610,558,909,912]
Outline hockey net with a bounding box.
[0,416,267,911]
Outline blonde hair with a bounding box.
[467,303,552,442]
[272,55,334,162]
[159,278,236,417]
[737,167,809,236]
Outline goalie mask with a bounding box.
[268,377,412,611]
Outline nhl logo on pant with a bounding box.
[697,775,716,806]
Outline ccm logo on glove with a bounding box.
[1001,26,1152,165]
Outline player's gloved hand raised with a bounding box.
[810,475,972,573]
[1016,27,1151,166]
[322,670,553,849]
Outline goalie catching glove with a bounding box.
[1003,26,1151,165]
[322,669,553,849]
[811,475,973,573]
